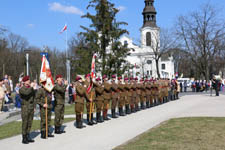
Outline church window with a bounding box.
[147,15,150,21]
[146,32,151,46]
[162,64,166,70]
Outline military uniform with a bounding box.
[19,84,35,143]
[36,87,54,138]
[118,81,125,116]
[102,81,111,120]
[84,80,96,125]
[95,81,104,122]
[140,82,146,109]
[111,80,118,118]
[124,82,131,114]
[75,80,85,128]
[53,83,66,133]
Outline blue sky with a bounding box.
[0,0,225,51]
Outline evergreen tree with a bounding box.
[80,0,130,76]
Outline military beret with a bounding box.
[135,77,138,81]
[75,76,81,81]
[22,76,30,82]
[130,77,133,80]
[85,74,91,78]
[56,74,62,80]
[118,77,122,80]
[102,75,107,80]
[124,77,129,81]
[96,77,101,81]
[112,75,116,78]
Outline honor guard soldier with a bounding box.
[95,77,104,123]
[75,76,85,129]
[145,79,151,108]
[140,78,146,109]
[19,76,35,144]
[36,84,54,139]
[102,75,111,120]
[124,77,131,114]
[134,77,140,111]
[118,77,125,116]
[84,74,96,126]
[111,75,118,118]
[53,74,67,134]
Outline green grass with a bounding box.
[114,117,225,150]
[0,118,75,140]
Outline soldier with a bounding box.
[36,84,54,139]
[134,77,140,111]
[84,74,96,125]
[118,77,125,116]
[102,75,111,120]
[53,74,67,134]
[140,78,146,109]
[111,75,118,118]
[75,76,85,129]
[145,79,151,108]
[95,77,104,123]
[124,77,131,114]
[19,76,35,144]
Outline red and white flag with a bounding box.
[59,24,67,34]
[86,53,97,93]
[40,55,54,92]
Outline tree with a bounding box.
[151,28,178,78]
[175,2,225,81]
[80,0,129,76]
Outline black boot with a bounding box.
[141,102,145,109]
[135,104,140,111]
[27,133,34,143]
[97,112,103,123]
[87,114,93,125]
[146,101,150,108]
[22,135,29,144]
[119,107,125,116]
[76,115,83,129]
[55,126,61,134]
[41,131,46,139]
[125,105,131,114]
[91,113,97,124]
[59,126,66,133]
[48,129,54,137]
[112,109,118,118]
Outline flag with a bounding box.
[59,24,67,34]
[86,53,97,93]
[40,55,54,92]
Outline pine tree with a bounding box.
[80,0,130,76]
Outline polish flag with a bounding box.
[86,53,97,94]
[59,24,67,34]
[40,55,54,92]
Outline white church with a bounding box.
[120,0,175,79]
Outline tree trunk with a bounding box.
[156,58,160,78]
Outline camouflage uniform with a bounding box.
[102,81,111,120]
[75,82,85,128]
[95,82,104,122]
[118,81,125,116]
[111,80,119,118]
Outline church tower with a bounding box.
[141,0,159,48]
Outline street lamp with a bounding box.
[24,49,31,76]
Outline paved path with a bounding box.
[1,93,225,150]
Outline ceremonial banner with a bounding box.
[86,53,97,93]
[40,55,54,92]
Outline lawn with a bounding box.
[0,118,75,140]
[114,117,225,150]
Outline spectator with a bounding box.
[68,83,74,104]
[3,78,12,104]
[0,78,6,113]
[8,76,13,92]
[184,80,187,92]
[14,83,22,109]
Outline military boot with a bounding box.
[76,115,83,129]
[41,131,46,139]
[141,102,144,109]
[59,126,66,133]
[96,112,103,123]
[130,105,135,113]
[103,110,110,121]
[22,135,29,144]
[55,126,62,134]
[119,107,125,116]
[125,105,131,114]
[112,109,118,118]
[91,113,97,124]
[48,129,54,137]
[146,101,150,108]
[27,133,35,142]
[87,114,93,125]
[135,104,140,111]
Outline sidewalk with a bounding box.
[0,93,225,150]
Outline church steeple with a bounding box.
[142,0,157,28]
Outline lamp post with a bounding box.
[24,50,31,76]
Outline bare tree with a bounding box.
[151,28,178,78]
[175,2,225,81]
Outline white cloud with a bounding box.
[27,24,35,28]
[117,6,126,12]
[48,2,84,15]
